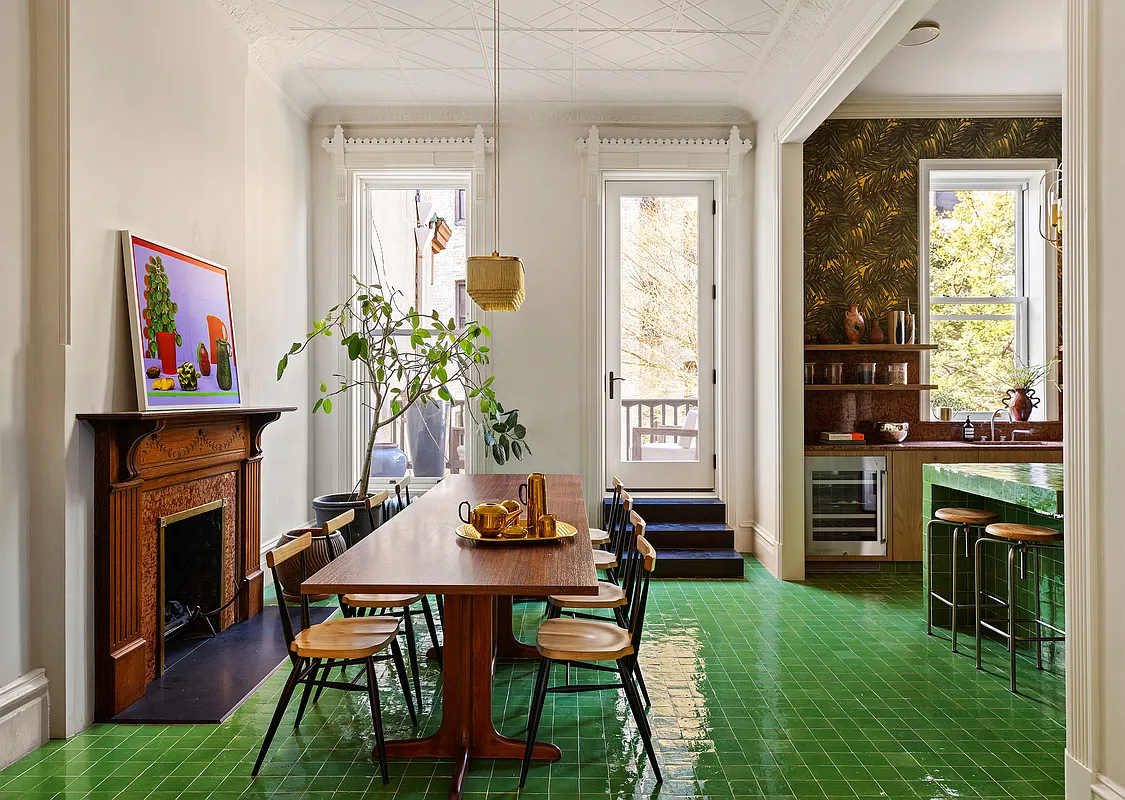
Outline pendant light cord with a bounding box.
[493,0,501,254]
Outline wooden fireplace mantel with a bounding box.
[79,406,295,718]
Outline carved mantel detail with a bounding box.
[78,407,294,718]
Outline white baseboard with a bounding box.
[749,523,780,577]
[0,669,49,770]
[1093,776,1125,800]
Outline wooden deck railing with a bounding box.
[620,398,698,460]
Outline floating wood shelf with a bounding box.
[804,344,937,352]
[805,384,938,391]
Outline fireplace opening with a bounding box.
[159,498,228,673]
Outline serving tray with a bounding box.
[456,521,578,544]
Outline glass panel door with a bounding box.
[605,181,715,491]
[804,457,887,556]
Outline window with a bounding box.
[351,176,474,487]
[453,188,467,225]
[920,161,1058,421]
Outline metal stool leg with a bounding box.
[1035,548,1044,670]
[926,519,938,636]
[1007,544,1019,693]
[975,535,985,670]
[951,525,960,653]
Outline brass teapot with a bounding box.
[459,501,521,538]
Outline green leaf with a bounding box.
[320,381,327,393]
[277,353,289,381]
[323,398,333,414]
[289,342,302,354]
[438,386,452,402]
[312,397,324,413]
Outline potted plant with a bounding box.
[277,274,530,544]
[996,358,1057,422]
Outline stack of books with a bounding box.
[820,432,865,445]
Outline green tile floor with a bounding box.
[0,559,1064,799]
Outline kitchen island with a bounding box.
[923,462,1064,674]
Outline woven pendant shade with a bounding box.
[467,252,525,312]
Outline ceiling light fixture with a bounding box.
[898,20,940,47]
[465,0,525,313]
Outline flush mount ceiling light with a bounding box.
[466,0,525,313]
[899,20,940,46]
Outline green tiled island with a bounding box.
[923,462,1064,674]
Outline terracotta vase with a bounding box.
[843,304,865,344]
[867,316,885,344]
[1003,388,1040,422]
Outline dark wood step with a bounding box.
[652,549,745,579]
[603,497,726,525]
[643,523,734,549]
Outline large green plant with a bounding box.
[277,275,530,499]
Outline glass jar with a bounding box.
[856,362,877,385]
[804,363,817,385]
[887,363,908,385]
[826,363,844,385]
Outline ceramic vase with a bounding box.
[1003,388,1040,422]
[843,304,865,344]
[155,331,177,374]
[867,316,885,344]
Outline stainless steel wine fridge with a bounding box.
[804,456,888,557]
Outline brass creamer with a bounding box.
[518,473,548,533]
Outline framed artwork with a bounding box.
[121,232,241,410]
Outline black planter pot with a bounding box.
[312,493,378,548]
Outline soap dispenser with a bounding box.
[962,417,976,442]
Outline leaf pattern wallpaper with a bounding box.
[803,117,1062,342]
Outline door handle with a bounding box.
[608,371,626,400]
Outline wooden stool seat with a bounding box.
[984,522,1063,543]
[536,618,635,661]
[589,527,610,545]
[592,549,617,569]
[291,615,400,659]
[935,507,999,525]
[343,592,425,608]
[548,581,627,609]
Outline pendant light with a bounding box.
[466,0,525,312]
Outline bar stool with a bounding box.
[974,522,1065,693]
[926,507,999,652]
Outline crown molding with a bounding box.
[312,103,754,128]
[739,0,847,111]
[830,94,1064,119]
[206,0,325,116]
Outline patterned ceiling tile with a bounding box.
[216,0,831,110]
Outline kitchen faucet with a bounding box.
[991,408,1013,441]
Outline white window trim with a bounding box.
[322,126,495,493]
[918,158,1059,422]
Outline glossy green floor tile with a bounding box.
[0,560,1064,799]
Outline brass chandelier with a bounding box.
[465,0,525,312]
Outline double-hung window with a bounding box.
[919,160,1058,421]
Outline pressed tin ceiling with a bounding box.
[213,0,845,114]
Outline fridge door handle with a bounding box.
[876,469,888,543]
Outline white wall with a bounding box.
[26,0,312,737]
[0,0,31,689]
[309,120,752,516]
[1092,0,1125,786]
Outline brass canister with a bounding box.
[519,473,548,532]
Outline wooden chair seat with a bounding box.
[592,549,617,569]
[589,527,610,545]
[343,593,425,608]
[935,507,999,526]
[290,615,399,659]
[984,522,1063,543]
[549,581,626,609]
[535,618,634,661]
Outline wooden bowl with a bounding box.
[874,422,909,443]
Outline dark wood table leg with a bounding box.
[381,594,559,799]
[493,595,540,660]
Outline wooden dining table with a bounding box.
[302,473,598,799]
